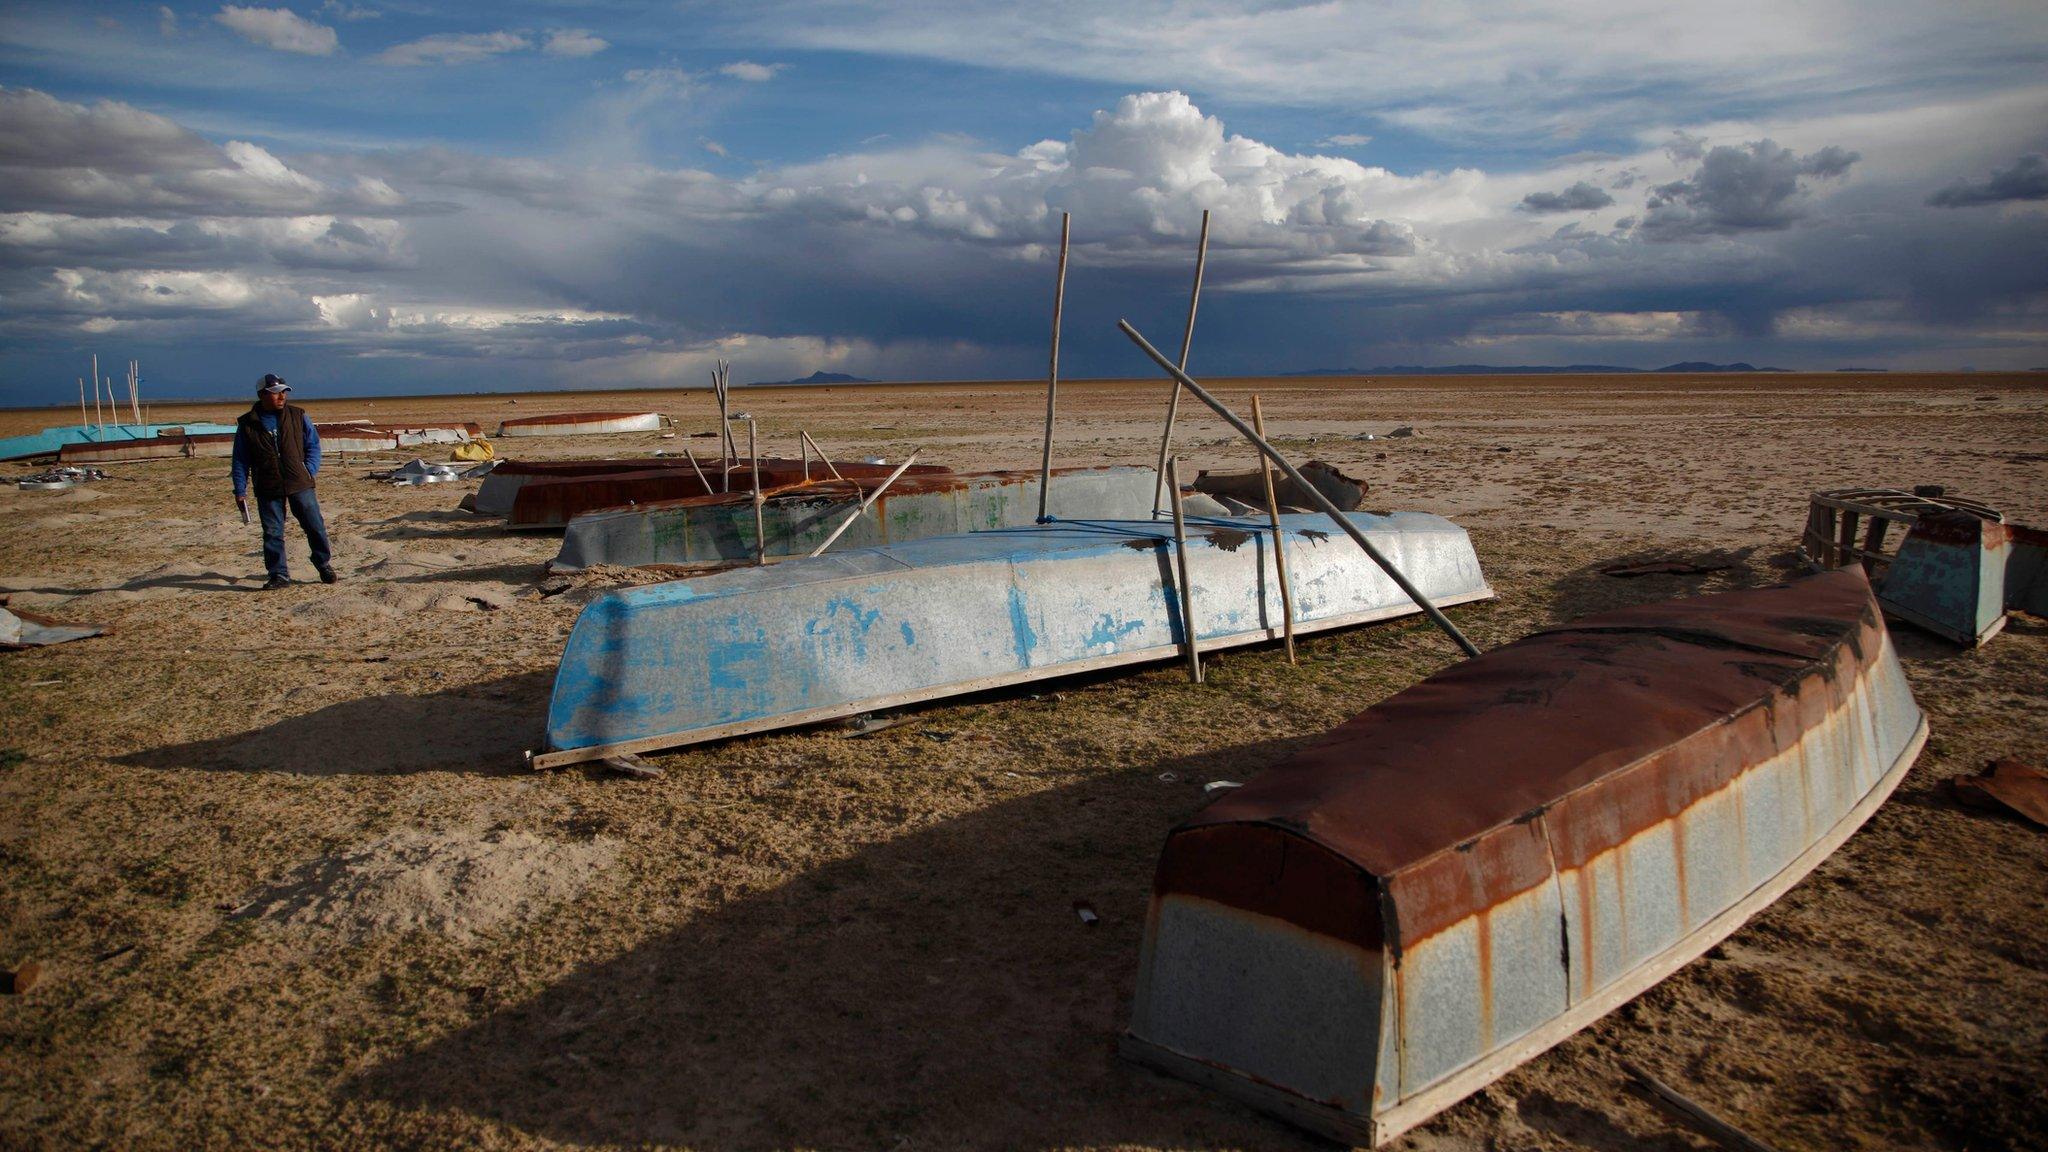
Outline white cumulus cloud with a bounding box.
[376,30,531,66]
[543,30,609,58]
[213,5,338,56]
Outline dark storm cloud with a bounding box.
[1519,181,1615,213]
[1640,139,1860,240]
[1927,153,2048,208]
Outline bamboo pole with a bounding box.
[1036,211,1071,521]
[1151,209,1211,516]
[1119,319,1481,659]
[807,452,921,558]
[1166,457,1202,683]
[1252,395,1297,664]
[802,431,847,483]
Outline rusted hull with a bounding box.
[57,432,234,463]
[1124,569,1925,1145]
[497,458,949,528]
[496,411,665,437]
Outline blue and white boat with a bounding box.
[531,512,1492,766]
[0,422,238,463]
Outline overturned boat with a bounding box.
[0,421,237,463]
[551,465,1198,570]
[531,512,1491,767]
[1122,567,1925,1146]
[496,411,668,438]
[1802,487,2046,644]
[508,458,951,530]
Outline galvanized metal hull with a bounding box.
[550,466,1184,570]
[1122,567,1925,1145]
[536,512,1492,766]
[496,411,665,437]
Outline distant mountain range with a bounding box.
[745,370,873,386]
[1285,362,1788,376]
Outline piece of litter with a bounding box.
[28,680,61,687]
[1158,772,1181,784]
[1073,901,1099,927]
[1950,759,2048,828]
[601,753,664,779]
[1204,780,1243,795]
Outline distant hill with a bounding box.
[746,370,873,386]
[1287,361,1786,376]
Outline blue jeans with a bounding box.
[258,488,332,579]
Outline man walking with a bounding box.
[232,374,336,590]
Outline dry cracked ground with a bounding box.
[1,373,2044,1151]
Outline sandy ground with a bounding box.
[1,373,2044,1151]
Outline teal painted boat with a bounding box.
[533,512,1492,766]
[0,422,237,463]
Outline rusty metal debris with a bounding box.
[1802,487,2046,644]
[1950,760,2048,829]
[1122,568,1925,1146]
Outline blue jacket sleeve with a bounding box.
[231,425,250,497]
[303,412,322,477]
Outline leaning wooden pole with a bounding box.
[1252,395,1298,664]
[77,377,87,430]
[681,446,711,493]
[1151,209,1211,516]
[1166,457,1203,684]
[807,452,922,558]
[802,431,847,483]
[1036,211,1071,521]
[1120,319,1481,658]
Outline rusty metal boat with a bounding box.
[507,458,951,530]
[1122,567,1926,1145]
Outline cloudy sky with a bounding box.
[1,1,2045,402]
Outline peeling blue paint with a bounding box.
[1007,583,1039,663]
[1085,613,1146,650]
[900,620,916,646]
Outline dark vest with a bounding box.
[238,403,315,498]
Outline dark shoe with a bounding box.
[318,566,338,584]
[262,576,291,591]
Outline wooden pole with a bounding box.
[807,452,921,558]
[78,377,87,430]
[1151,209,1211,516]
[1167,457,1203,684]
[1036,211,1071,521]
[1624,1063,1783,1152]
[92,355,103,433]
[129,361,141,424]
[1252,395,1297,664]
[681,446,711,493]
[747,417,765,566]
[713,361,734,492]
[802,432,847,483]
[1120,319,1481,659]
